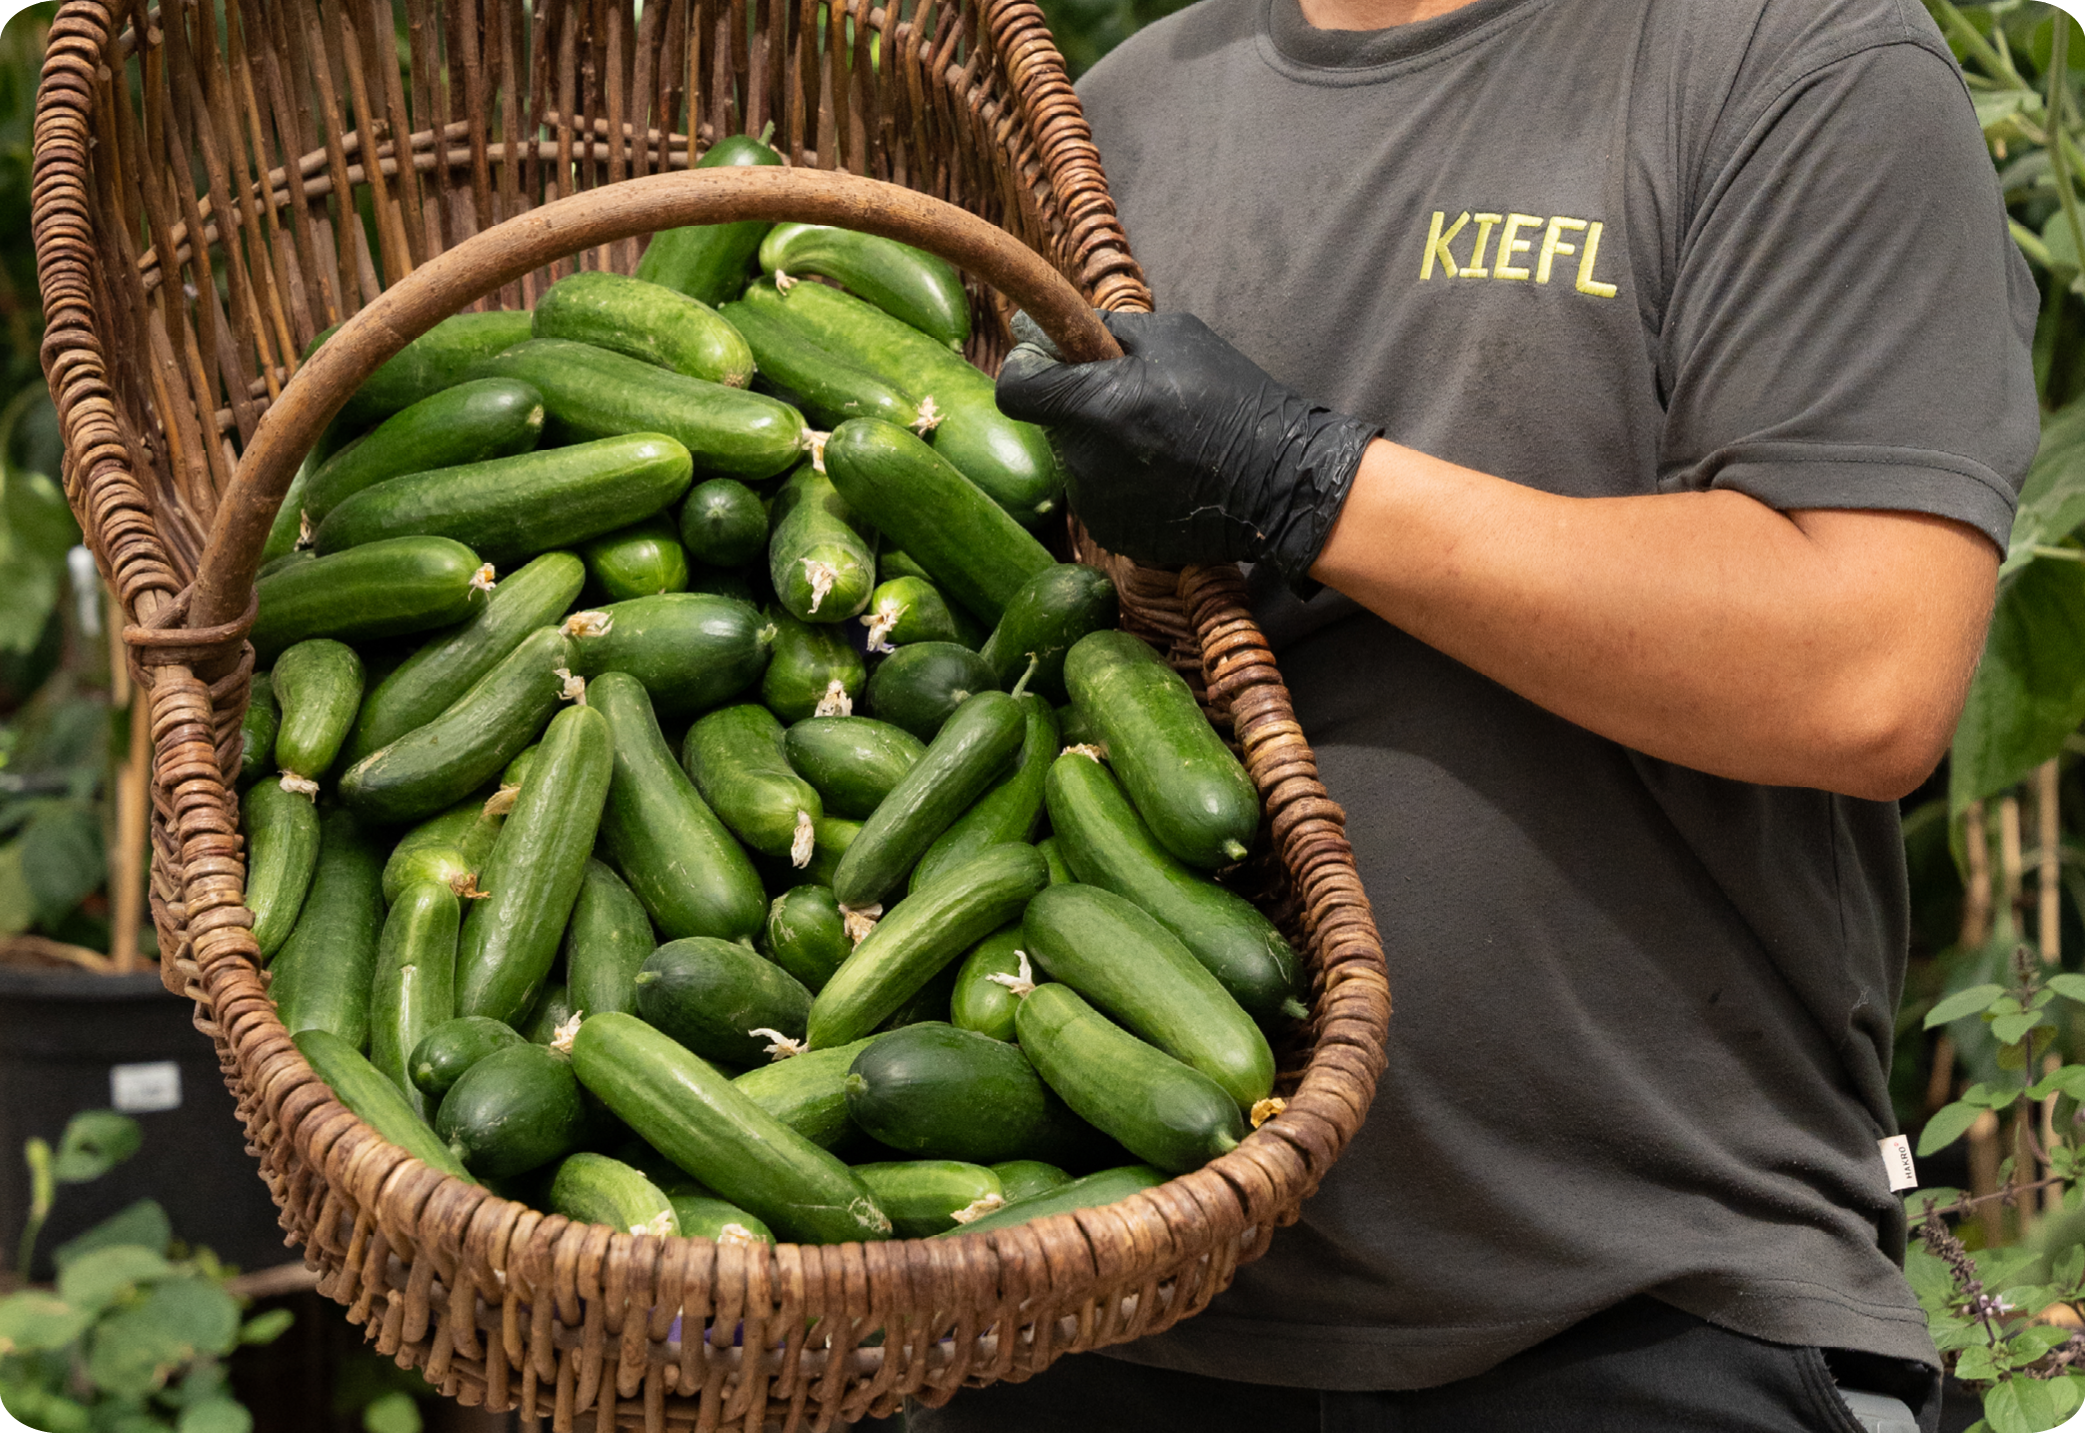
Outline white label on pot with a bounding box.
[110,1061,182,1114]
[1878,1134,1918,1193]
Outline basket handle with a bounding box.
[189,166,1124,638]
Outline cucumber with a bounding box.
[768,467,875,624]
[1023,884,1273,1109]
[455,703,614,1024]
[252,535,485,659]
[348,552,587,763]
[548,1152,680,1236]
[270,639,364,780]
[633,132,785,306]
[861,577,965,652]
[562,858,656,1019]
[243,777,320,960]
[472,339,806,481]
[669,1193,773,1244]
[783,717,924,820]
[729,1035,880,1148]
[634,937,813,1067]
[948,924,1024,1043]
[718,297,924,432]
[880,549,934,586]
[762,885,853,992]
[564,592,773,717]
[568,1011,891,1243]
[314,433,694,564]
[581,516,690,601]
[866,641,998,743]
[339,626,575,825]
[929,399,1065,530]
[366,881,462,1121]
[1046,752,1303,1021]
[909,694,1057,892]
[682,704,824,863]
[798,817,861,891]
[690,565,762,607]
[240,672,279,785]
[1063,631,1259,870]
[979,565,1118,702]
[269,809,384,1048]
[327,310,536,436]
[1058,702,1101,750]
[409,1016,526,1100]
[759,224,971,350]
[532,271,753,387]
[1037,836,1074,887]
[294,1028,474,1182]
[852,1161,1002,1238]
[988,1160,1072,1205]
[876,959,961,1032]
[261,452,318,568]
[678,478,769,568]
[302,378,546,523]
[504,744,543,793]
[761,609,865,723]
[811,844,1048,1045]
[1013,984,1244,1175]
[830,692,1026,910]
[520,982,577,1045]
[381,798,505,905]
[823,419,1052,624]
[843,1022,1096,1165]
[435,1041,587,1178]
[935,1164,1164,1237]
[592,671,766,941]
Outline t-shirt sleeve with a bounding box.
[1658,37,2040,552]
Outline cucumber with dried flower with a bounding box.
[759,224,971,350]
[519,984,577,1045]
[783,717,924,820]
[436,1041,587,1178]
[670,1194,772,1243]
[562,858,656,1020]
[909,693,1056,892]
[935,1164,1164,1237]
[762,885,853,993]
[634,132,785,305]
[381,798,505,905]
[302,377,546,524]
[797,817,860,890]
[634,937,813,1068]
[768,466,874,624]
[548,1152,681,1235]
[718,296,925,431]
[244,777,320,961]
[252,535,486,659]
[979,564,1118,702]
[682,704,823,864]
[532,270,753,386]
[731,1035,880,1149]
[562,592,772,717]
[852,1161,1003,1238]
[581,517,689,601]
[269,808,384,1048]
[949,925,1025,1043]
[367,880,462,1121]
[295,1029,474,1182]
[239,672,279,785]
[678,478,769,568]
[269,639,364,782]
[761,609,864,723]
[410,1016,526,1101]
[866,642,998,744]
[860,577,969,653]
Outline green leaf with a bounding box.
[1931,984,2010,1027]
[1994,1010,2047,1046]
[0,1291,91,1354]
[55,1245,173,1313]
[51,1111,140,1184]
[1959,1343,2003,1384]
[19,801,103,925]
[0,838,34,936]
[1907,1242,1961,1302]
[85,1279,240,1401]
[176,1396,252,1433]
[236,1309,292,1347]
[1953,556,2085,814]
[1922,1100,1988,1155]
[2046,1374,2085,1428]
[1978,87,2042,134]
[2058,1246,2085,1292]
[0,1384,93,1433]
[1983,1373,2067,1433]
[1908,1186,1966,1220]
[361,1390,421,1433]
[53,1200,170,1269]
[2006,1323,2073,1363]
[1968,1082,2028,1109]
[2029,1066,2085,1102]
[2047,973,2085,1005]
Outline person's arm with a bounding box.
[1311,440,1998,801]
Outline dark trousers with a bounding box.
[905,1297,1941,1433]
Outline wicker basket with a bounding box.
[30,1,1392,1426]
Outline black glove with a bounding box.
[995,310,1381,584]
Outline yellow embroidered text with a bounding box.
[1419,210,1619,297]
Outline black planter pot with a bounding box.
[0,963,289,1279]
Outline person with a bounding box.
[906,0,2044,1428]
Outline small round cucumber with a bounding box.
[880,550,934,586]
[580,516,690,601]
[295,1029,474,1183]
[243,777,320,960]
[988,1160,1073,1205]
[564,592,773,718]
[435,1041,587,1178]
[270,639,364,781]
[843,1022,1097,1166]
[909,693,1057,893]
[562,858,657,1020]
[978,564,1118,702]
[761,609,865,723]
[783,716,925,820]
[239,671,279,785]
[851,1160,1003,1238]
[682,704,824,863]
[759,223,971,350]
[547,1151,681,1236]
[718,297,924,432]
[302,377,546,523]
[410,1016,527,1100]
[861,577,966,652]
[948,925,1025,1043]
[634,937,814,1067]
[865,642,999,744]
[252,535,485,660]
[367,880,463,1122]
[532,271,753,387]
[633,132,785,306]
[730,1034,881,1149]
[936,1164,1164,1237]
[768,467,875,624]
[763,885,853,993]
[669,1193,773,1243]
[268,808,384,1049]
[679,478,769,568]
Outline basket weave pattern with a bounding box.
[31,0,1391,1425]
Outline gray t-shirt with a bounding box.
[1075,0,2041,1392]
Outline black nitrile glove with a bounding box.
[996,310,1381,584]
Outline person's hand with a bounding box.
[995,310,1380,583]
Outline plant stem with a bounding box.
[2049,16,2085,295]
[1932,0,2027,87]
[15,1137,50,1277]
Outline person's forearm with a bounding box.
[1309,440,1998,801]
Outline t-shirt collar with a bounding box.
[1260,0,1547,76]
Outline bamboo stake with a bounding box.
[1965,799,1993,948]
[2045,1052,2064,1214]
[1927,1034,1958,1117]
[1971,1109,2006,1244]
[2040,759,2062,965]
[2002,795,2025,933]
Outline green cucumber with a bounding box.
[261,452,318,568]
[678,478,769,568]
[669,1193,773,1243]
[1037,836,1073,887]
[294,1028,474,1182]
[314,433,694,564]
[303,378,546,524]
[581,517,689,600]
[760,609,864,723]
[852,1161,1002,1238]
[409,1016,526,1100]
[1046,752,1303,1021]
[768,467,875,623]
[348,552,587,763]
[548,1152,680,1235]
[269,808,384,1048]
[366,881,462,1121]
[270,639,364,780]
[240,672,279,785]
[979,565,1118,702]
[1063,631,1259,870]
[1013,983,1244,1175]
[563,592,772,717]
[1023,884,1273,1110]
[244,778,320,960]
[1058,703,1102,750]
[783,717,924,820]
[568,1010,891,1243]
[682,704,824,864]
[929,398,1065,530]
[689,565,761,607]
[880,549,934,586]
[988,1160,1072,1205]
[740,276,980,409]
[798,817,860,891]
[948,925,1025,1043]
[472,339,806,481]
[339,626,575,824]
[865,641,999,743]
[812,844,1048,1045]
[718,297,924,432]
[843,1021,1096,1166]
[830,692,1026,909]
[876,959,961,1031]
[729,1035,880,1149]
[562,858,656,1019]
[862,577,965,652]
[759,224,971,350]
[532,271,753,387]
[633,132,785,305]
[823,419,1052,624]
[762,885,853,992]
[519,983,577,1045]
[455,703,614,1023]
[909,694,1057,892]
[935,1164,1164,1237]
[252,535,485,659]
[435,1041,587,1178]
[381,798,505,905]
[328,310,536,436]
[634,937,813,1067]
[592,671,766,941]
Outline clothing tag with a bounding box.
[1879,1135,1918,1193]
[110,1060,182,1114]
